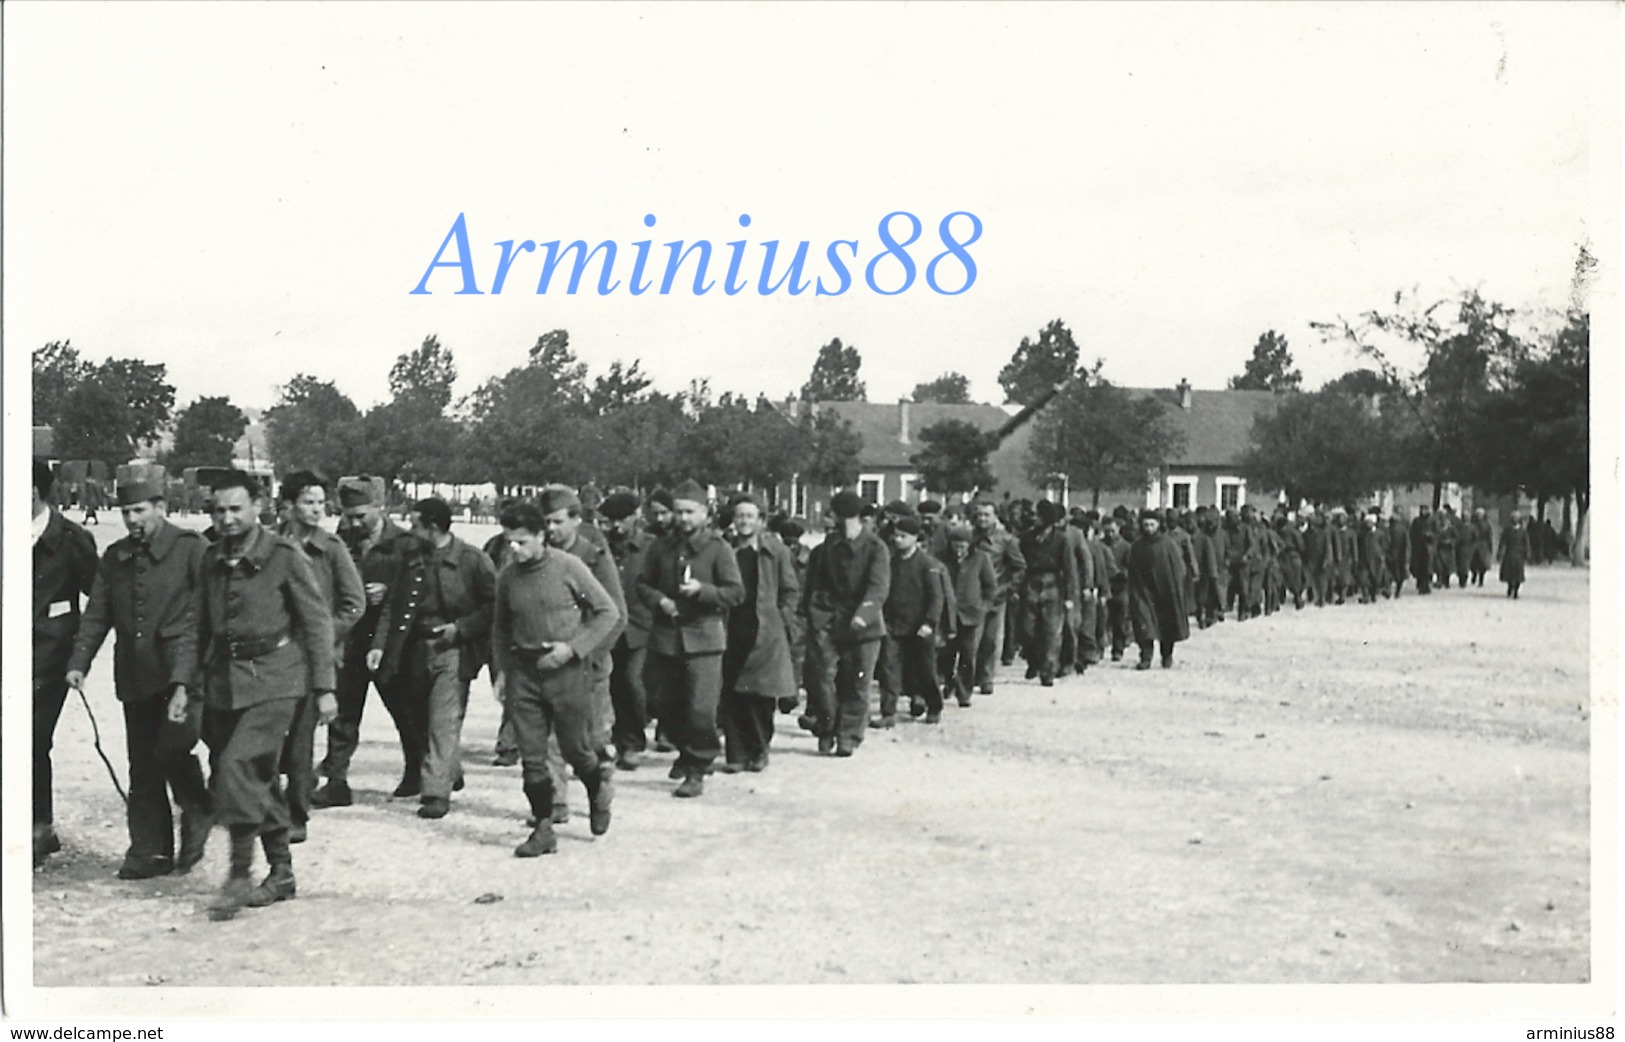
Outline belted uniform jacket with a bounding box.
[196,525,337,710]
[68,519,206,701]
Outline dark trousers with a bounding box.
[33,677,70,826]
[972,602,1007,688]
[878,633,943,716]
[124,698,211,860]
[1137,640,1177,663]
[1107,592,1130,658]
[610,640,649,754]
[205,697,300,830]
[720,691,776,765]
[643,651,723,773]
[1001,597,1021,665]
[1058,599,1098,670]
[1435,551,1455,588]
[939,622,981,705]
[323,653,427,784]
[1226,564,1250,616]
[806,629,881,745]
[1021,590,1065,682]
[1195,577,1223,627]
[507,657,599,817]
[280,694,317,825]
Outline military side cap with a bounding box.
[115,463,168,505]
[600,491,640,521]
[671,479,708,505]
[830,490,864,519]
[338,475,385,507]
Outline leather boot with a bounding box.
[245,861,296,907]
[515,823,558,857]
[585,766,614,836]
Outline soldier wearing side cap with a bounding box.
[65,464,212,880]
[636,478,745,795]
[313,476,413,808]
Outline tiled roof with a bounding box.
[805,401,1017,468]
[1123,388,1277,469]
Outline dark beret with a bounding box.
[600,492,640,521]
[892,516,922,536]
[1035,499,1064,525]
[647,488,674,511]
[830,490,864,519]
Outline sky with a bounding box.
[6,2,1617,416]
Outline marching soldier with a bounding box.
[33,460,99,867]
[1127,510,1190,670]
[938,527,996,708]
[872,515,945,726]
[274,471,364,840]
[65,464,212,879]
[599,491,656,770]
[800,490,889,756]
[369,497,496,819]
[491,501,621,856]
[1409,505,1436,595]
[720,494,800,769]
[637,479,744,793]
[314,477,414,807]
[1017,500,1077,687]
[194,471,336,920]
[969,499,1025,695]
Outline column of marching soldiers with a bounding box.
[31,458,1534,922]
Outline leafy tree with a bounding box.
[1320,368,1397,397]
[168,396,248,470]
[568,392,692,489]
[54,380,135,468]
[1229,330,1302,392]
[800,408,863,488]
[800,338,866,402]
[1315,289,1527,506]
[911,371,973,404]
[263,374,363,479]
[998,319,1079,406]
[389,334,458,412]
[1025,363,1185,508]
[1236,391,1395,506]
[463,331,591,486]
[33,340,92,429]
[91,359,176,449]
[911,419,997,495]
[588,360,655,414]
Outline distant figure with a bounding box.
[1126,510,1189,670]
[1498,510,1530,599]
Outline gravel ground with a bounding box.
[31,516,1590,986]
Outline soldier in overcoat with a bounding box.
[719,494,800,770]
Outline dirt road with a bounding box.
[31,517,1591,986]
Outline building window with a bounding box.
[1043,475,1069,509]
[859,474,883,504]
[1166,475,1195,511]
[1217,477,1246,511]
[791,475,807,517]
[899,473,919,502]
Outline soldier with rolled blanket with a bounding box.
[637,479,744,795]
[65,464,213,880]
[719,494,800,770]
[491,500,621,856]
[194,471,336,920]
[271,471,364,841]
[800,490,889,756]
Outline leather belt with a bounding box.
[225,631,291,660]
